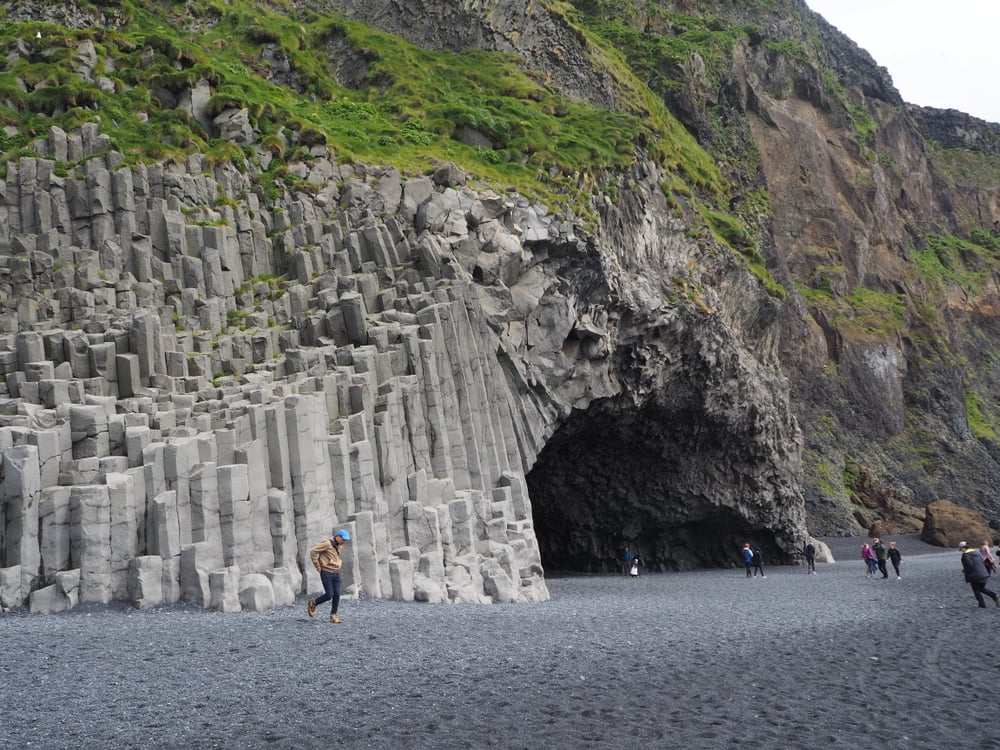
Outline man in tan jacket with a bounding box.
[307,528,350,623]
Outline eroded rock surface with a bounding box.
[0,106,808,611]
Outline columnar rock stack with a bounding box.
[0,125,557,612]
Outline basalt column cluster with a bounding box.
[0,125,551,613]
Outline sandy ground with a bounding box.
[2,534,995,749]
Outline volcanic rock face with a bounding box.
[0,111,807,610]
[13,0,998,614]
[0,127,565,612]
[522,172,805,570]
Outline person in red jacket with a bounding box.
[307,528,350,623]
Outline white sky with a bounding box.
[806,0,1000,123]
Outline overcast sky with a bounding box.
[805,0,1000,123]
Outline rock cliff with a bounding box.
[0,0,996,612]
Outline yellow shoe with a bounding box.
[307,599,316,617]
[330,615,341,624]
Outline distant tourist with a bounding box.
[980,541,996,576]
[742,543,754,577]
[959,541,1000,608]
[861,544,877,577]
[872,537,889,579]
[630,555,641,578]
[752,548,766,578]
[621,545,635,576]
[307,528,351,623]
[803,541,817,574]
[887,541,902,580]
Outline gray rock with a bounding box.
[127,555,163,609]
[0,565,23,609]
[237,573,274,611]
[209,565,241,612]
[213,108,255,146]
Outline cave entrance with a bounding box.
[526,397,780,573]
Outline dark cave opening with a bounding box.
[526,397,782,573]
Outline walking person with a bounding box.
[887,541,902,580]
[861,544,876,577]
[872,537,889,579]
[980,541,997,576]
[959,541,1000,608]
[742,543,754,578]
[307,528,351,623]
[629,555,641,578]
[803,541,817,574]
[752,547,766,578]
[621,545,635,576]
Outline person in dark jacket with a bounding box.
[960,541,1000,608]
[872,537,889,579]
[887,541,902,580]
[803,541,817,574]
[742,543,754,578]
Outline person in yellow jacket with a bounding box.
[307,528,350,623]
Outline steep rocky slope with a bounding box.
[0,0,997,612]
[319,0,1000,537]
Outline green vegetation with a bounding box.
[802,446,849,500]
[701,206,784,298]
[843,287,906,334]
[912,232,1000,294]
[0,1,679,209]
[763,39,809,64]
[965,390,997,442]
[583,16,753,92]
[0,0,806,302]
[925,141,1000,186]
[847,105,877,149]
[798,279,906,338]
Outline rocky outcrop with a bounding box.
[907,106,1000,154]
[639,1,1000,535]
[0,112,807,610]
[848,462,924,536]
[17,0,1000,610]
[921,500,993,549]
[0,126,562,612]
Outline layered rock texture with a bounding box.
[0,128,557,612]
[0,0,998,611]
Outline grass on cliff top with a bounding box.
[0,0,735,215]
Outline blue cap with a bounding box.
[336,529,351,541]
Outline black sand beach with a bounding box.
[2,535,993,749]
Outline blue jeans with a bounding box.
[314,571,341,615]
